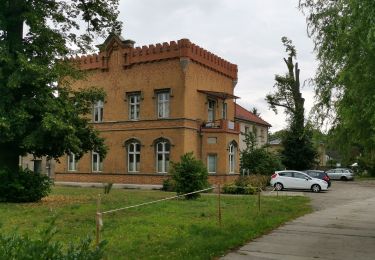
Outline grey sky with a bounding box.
[115,0,317,132]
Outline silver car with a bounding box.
[326,168,354,181]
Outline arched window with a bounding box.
[127,141,140,172]
[156,140,170,173]
[228,142,237,173]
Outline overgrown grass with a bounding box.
[0,186,311,259]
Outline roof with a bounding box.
[235,103,272,127]
[197,90,239,100]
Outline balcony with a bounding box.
[201,119,240,133]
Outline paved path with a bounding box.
[221,181,375,260]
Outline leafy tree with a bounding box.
[240,131,283,175]
[299,0,375,174]
[170,153,209,200]
[0,1,122,173]
[266,37,317,170]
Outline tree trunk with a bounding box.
[6,0,24,53]
[0,144,20,173]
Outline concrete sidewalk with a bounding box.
[222,186,375,259]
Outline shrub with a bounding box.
[222,183,257,195]
[0,221,106,259]
[235,175,270,190]
[0,168,52,202]
[103,183,113,194]
[170,153,209,199]
[161,178,176,192]
[223,175,270,195]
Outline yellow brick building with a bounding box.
[55,34,240,185]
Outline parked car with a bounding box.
[326,168,354,181]
[304,170,331,187]
[270,170,329,193]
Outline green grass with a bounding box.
[0,187,311,259]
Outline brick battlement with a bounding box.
[72,37,237,80]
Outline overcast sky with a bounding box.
[114,0,317,132]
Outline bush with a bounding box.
[0,168,52,202]
[161,178,176,192]
[170,153,209,200]
[235,175,270,190]
[222,184,257,195]
[222,175,270,195]
[0,221,106,259]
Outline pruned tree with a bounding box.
[266,37,305,133]
[0,0,122,173]
[266,37,316,170]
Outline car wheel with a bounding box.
[274,183,283,191]
[341,176,348,181]
[311,184,321,193]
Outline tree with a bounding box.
[240,131,283,175]
[251,107,260,116]
[266,37,317,170]
[299,0,375,174]
[0,1,122,173]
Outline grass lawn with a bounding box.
[0,186,311,259]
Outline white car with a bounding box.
[270,170,329,193]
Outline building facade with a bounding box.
[55,34,240,185]
[234,104,271,151]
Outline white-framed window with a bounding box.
[92,152,103,172]
[156,141,170,173]
[93,100,104,122]
[207,154,217,174]
[208,99,216,122]
[128,142,140,172]
[68,153,77,171]
[222,103,227,119]
[229,143,237,173]
[129,94,140,120]
[157,92,169,118]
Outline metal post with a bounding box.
[96,194,101,246]
[217,184,222,227]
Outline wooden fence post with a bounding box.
[258,188,261,213]
[217,184,222,227]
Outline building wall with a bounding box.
[238,121,269,151]
[184,61,235,121]
[55,36,240,185]
[19,155,55,178]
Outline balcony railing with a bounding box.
[201,119,239,132]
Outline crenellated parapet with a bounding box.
[70,53,108,71]
[72,35,238,80]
